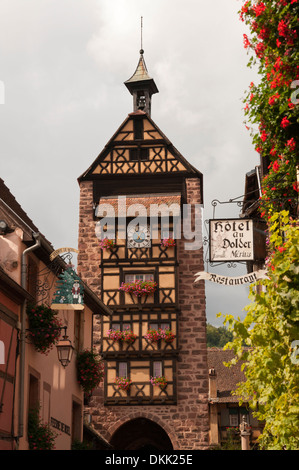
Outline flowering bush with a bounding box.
[26,304,62,354]
[28,407,57,450]
[114,376,132,391]
[99,238,115,250]
[144,328,175,343]
[107,328,137,344]
[217,2,299,451]
[76,349,104,393]
[119,279,157,297]
[240,0,299,221]
[161,237,176,247]
[150,376,167,390]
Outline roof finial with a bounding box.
[140,16,144,55]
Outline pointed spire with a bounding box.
[124,19,158,116]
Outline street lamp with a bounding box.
[56,326,74,368]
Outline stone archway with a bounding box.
[109,417,174,451]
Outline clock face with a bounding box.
[127,224,151,248]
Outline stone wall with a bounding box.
[77,177,209,450]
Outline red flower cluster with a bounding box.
[239,0,299,221]
[27,304,62,355]
[76,349,104,393]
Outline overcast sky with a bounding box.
[0,0,260,326]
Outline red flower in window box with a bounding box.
[119,279,157,297]
[99,238,115,250]
[115,377,132,391]
[161,237,176,247]
[150,376,167,390]
[107,328,137,344]
[144,327,175,344]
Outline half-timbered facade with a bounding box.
[77,49,209,450]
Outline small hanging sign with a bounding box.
[51,264,84,310]
[50,247,79,261]
[194,269,268,286]
[209,219,254,262]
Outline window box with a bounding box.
[119,274,157,298]
[107,328,137,344]
[150,375,167,391]
[115,377,132,391]
[161,237,176,248]
[99,238,116,250]
[144,327,175,344]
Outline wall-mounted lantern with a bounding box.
[56,327,74,368]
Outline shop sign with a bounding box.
[194,269,268,286]
[51,417,71,435]
[209,218,254,262]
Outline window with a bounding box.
[133,119,144,140]
[150,322,170,331]
[129,148,149,161]
[27,256,38,301]
[129,149,138,161]
[229,408,239,427]
[153,361,162,377]
[125,273,153,283]
[74,311,82,351]
[140,148,149,161]
[72,400,82,444]
[118,362,128,378]
[28,373,39,411]
[111,322,131,331]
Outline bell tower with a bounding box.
[77,34,209,450]
[124,48,158,117]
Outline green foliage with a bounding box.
[219,215,299,450]
[71,439,93,450]
[28,407,57,450]
[220,1,299,450]
[206,323,233,348]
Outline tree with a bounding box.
[206,323,233,348]
[219,1,299,450]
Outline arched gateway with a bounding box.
[110,418,173,450]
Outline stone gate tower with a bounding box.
[77,48,209,450]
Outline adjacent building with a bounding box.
[207,348,263,448]
[0,179,111,450]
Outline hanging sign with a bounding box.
[194,269,268,286]
[51,264,84,310]
[209,219,254,262]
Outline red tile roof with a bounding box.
[207,348,247,403]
